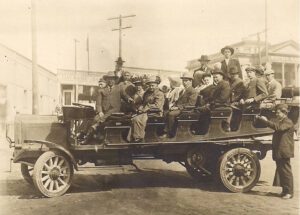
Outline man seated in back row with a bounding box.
[161,72,198,138]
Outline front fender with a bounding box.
[14,140,78,171]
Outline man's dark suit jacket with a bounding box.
[221,58,242,80]
[211,80,231,105]
[266,117,295,160]
[175,86,198,109]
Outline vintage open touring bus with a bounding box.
[6,87,299,197]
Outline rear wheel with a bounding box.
[21,163,34,185]
[33,151,73,197]
[185,146,214,181]
[217,148,260,193]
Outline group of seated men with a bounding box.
[79,46,282,144]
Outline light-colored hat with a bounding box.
[168,76,181,87]
[103,71,117,80]
[146,76,159,84]
[264,69,275,75]
[245,66,256,72]
[180,72,194,80]
[98,78,106,83]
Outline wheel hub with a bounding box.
[233,164,245,177]
[49,167,60,180]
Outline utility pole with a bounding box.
[247,29,267,65]
[108,14,135,71]
[265,0,269,61]
[74,39,79,102]
[86,34,90,71]
[31,0,39,115]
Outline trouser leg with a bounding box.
[276,159,293,195]
[132,113,148,139]
[167,110,181,136]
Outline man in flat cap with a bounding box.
[242,66,268,105]
[193,55,212,88]
[256,104,295,199]
[265,69,282,100]
[161,72,198,137]
[220,46,242,80]
[131,76,165,142]
[211,68,231,106]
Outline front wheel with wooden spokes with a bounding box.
[217,148,261,193]
[33,151,73,197]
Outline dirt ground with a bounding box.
[0,138,299,215]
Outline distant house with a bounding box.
[186,40,300,87]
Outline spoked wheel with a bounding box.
[217,148,261,193]
[21,163,34,185]
[185,147,214,181]
[33,151,73,197]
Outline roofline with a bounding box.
[0,42,55,75]
[123,66,183,73]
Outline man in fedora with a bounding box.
[131,76,165,142]
[193,55,212,88]
[220,46,242,80]
[80,71,122,143]
[161,72,198,137]
[265,69,282,100]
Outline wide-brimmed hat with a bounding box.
[198,55,210,62]
[212,68,225,77]
[221,46,234,55]
[229,67,239,75]
[264,69,275,75]
[180,72,194,80]
[146,76,159,84]
[168,76,181,87]
[103,71,117,80]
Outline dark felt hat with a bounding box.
[229,67,239,75]
[212,68,225,77]
[221,46,234,55]
[198,55,210,62]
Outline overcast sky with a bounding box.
[0,0,299,72]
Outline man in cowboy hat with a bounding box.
[256,104,295,199]
[265,69,282,100]
[220,46,242,80]
[80,71,122,144]
[242,66,268,105]
[131,76,165,142]
[193,55,212,88]
[161,72,198,137]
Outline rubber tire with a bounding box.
[21,163,34,185]
[33,151,73,197]
[217,148,261,193]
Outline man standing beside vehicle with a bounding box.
[256,104,294,199]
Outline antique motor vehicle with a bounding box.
[6,87,299,197]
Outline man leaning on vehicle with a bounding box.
[256,104,295,199]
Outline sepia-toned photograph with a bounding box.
[0,0,299,214]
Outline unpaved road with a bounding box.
[0,139,299,215]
